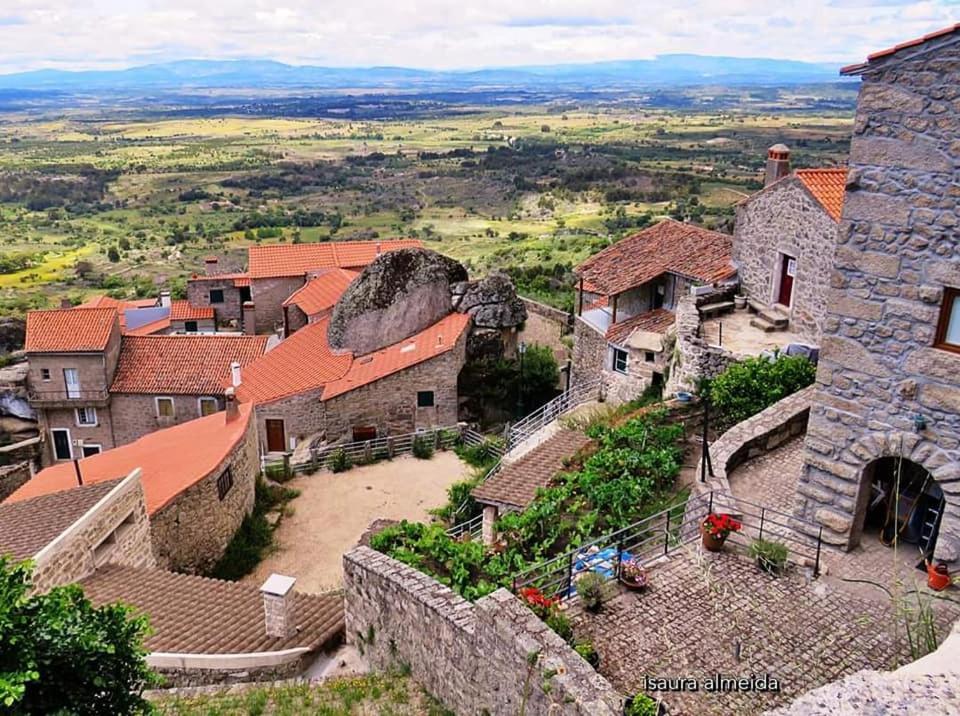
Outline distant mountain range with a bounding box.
[0,56,846,93]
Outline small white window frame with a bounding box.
[75,406,98,427]
[155,396,176,419]
[81,443,102,457]
[612,346,629,375]
[198,396,219,417]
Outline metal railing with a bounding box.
[510,490,824,601]
[28,388,110,402]
[461,428,505,458]
[446,513,483,540]
[505,376,601,452]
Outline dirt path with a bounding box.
[246,452,469,594]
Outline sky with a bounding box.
[0,1,956,74]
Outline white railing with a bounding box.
[505,376,602,452]
[446,513,483,540]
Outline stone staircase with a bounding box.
[748,300,789,332]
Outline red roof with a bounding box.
[8,404,253,515]
[235,319,352,404]
[282,269,358,316]
[25,308,118,353]
[575,219,735,297]
[188,272,249,285]
[237,312,471,405]
[247,239,422,279]
[794,168,847,222]
[606,308,675,345]
[170,300,214,321]
[110,335,268,395]
[842,24,960,74]
[124,317,171,337]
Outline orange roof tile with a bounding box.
[8,404,253,514]
[606,308,675,345]
[841,24,960,74]
[188,271,249,284]
[575,219,735,297]
[322,312,471,400]
[247,239,423,279]
[25,308,118,353]
[170,300,215,321]
[110,335,268,395]
[236,319,352,405]
[124,317,171,336]
[282,269,358,316]
[794,168,847,222]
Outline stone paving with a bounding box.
[728,435,805,515]
[571,549,912,716]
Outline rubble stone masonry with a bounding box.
[343,546,622,715]
[251,277,304,334]
[794,39,960,563]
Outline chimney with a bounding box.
[764,144,791,187]
[204,256,219,276]
[224,386,239,422]
[242,301,256,336]
[60,298,72,310]
[260,574,297,638]
[159,290,171,308]
[230,361,242,388]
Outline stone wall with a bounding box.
[520,296,571,327]
[31,472,155,594]
[667,294,738,395]
[110,393,224,447]
[343,546,622,715]
[149,410,258,573]
[794,37,960,562]
[0,460,31,501]
[187,278,244,326]
[251,276,304,334]
[733,178,838,343]
[39,404,118,459]
[255,387,327,451]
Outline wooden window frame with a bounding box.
[40,368,51,381]
[197,396,218,417]
[935,287,960,355]
[416,390,435,408]
[209,288,225,304]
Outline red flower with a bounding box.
[702,513,742,538]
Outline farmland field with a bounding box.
[0,99,853,316]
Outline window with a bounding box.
[216,468,234,500]
[935,287,960,353]
[239,286,252,303]
[198,396,218,416]
[75,406,97,426]
[41,368,51,381]
[612,347,629,375]
[156,397,175,418]
[209,288,225,304]
[645,351,656,363]
[417,390,435,408]
[81,444,102,457]
[352,425,377,442]
[184,320,198,333]
[51,428,72,461]
[63,368,80,398]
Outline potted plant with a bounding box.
[749,538,789,574]
[927,560,951,591]
[575,572,605,613]
[619,557,648,591]
[701,513,741,552]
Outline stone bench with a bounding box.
[698,300,735,319]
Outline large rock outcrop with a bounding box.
[328,248,468,355]
[452,273,527,329]
[0,317,25,354]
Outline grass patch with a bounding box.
[208,478,299,581]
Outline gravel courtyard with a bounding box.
[246,451,469,593]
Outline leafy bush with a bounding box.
[545,611,573,643]
[626,693,661,716]
[454,440,501,470]
[575,572,605,612]
[749,538,789,574]
[412,434,434,460]
[574,640,600,668]
[328,448,352,473]
[705,353,816,429]
[0,557,156,713]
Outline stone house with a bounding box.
[185,271,252,330]
[10,397,259,573]
[733,145,846,342]
[793,24,960,568]
[572,219,736,401]
[281,268,359,336]
[0,460,343,685]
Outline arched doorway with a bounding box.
[854,456,945,563]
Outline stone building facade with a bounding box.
[251,276,303,334]
[109,392,227,447]
[794,30,960,565]
[734,172,841,343]
[186,275,249,327]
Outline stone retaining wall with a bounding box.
[343,546,622,715]
[0,460,31,501]
[668,294,739,395]
[520,296,572,328]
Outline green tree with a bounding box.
[118,237,131,251]
[107,246,120,263]
[0,558,155,714]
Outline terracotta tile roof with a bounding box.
[110,335,268,395]
[235,276,251,287]
[236,319,352,405]
[841,24,960,74]
[247,239,423,279]
[124,317,171,336]
[321,312,471,400]
[606,308,675,345]
[9,404,254,514]
[77,295,157,311]
[794,168,847,222]
[0,479,122,561]
[574,219,735,297]
[188,271,250,285]
[472,429,592,509]
[282,269,358,316]
[25,308,118,353]
[170,300,215,321]
[81,564,343,654]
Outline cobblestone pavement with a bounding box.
[571,549,919,716]
[728,435,804,515]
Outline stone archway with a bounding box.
[796,430,960,564]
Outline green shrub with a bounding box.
[412,434,434,460]
[575,572,605,612]
[328,448,353,473]
[705,353,816,429]
[626,693,661,716]
[545,611,573,643]
[573,640,600,668]
[455,440,501,470]
[749,538,789,574]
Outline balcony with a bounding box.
[28,388,110,407]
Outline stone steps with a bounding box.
[748,303,789,332]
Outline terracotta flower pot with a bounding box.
[927,563,951,592]
[701,527,727,552]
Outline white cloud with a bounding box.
[0,1,955,73]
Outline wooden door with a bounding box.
[52,429,72,460]
[778,255,796,307]
[265,419,286,453]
